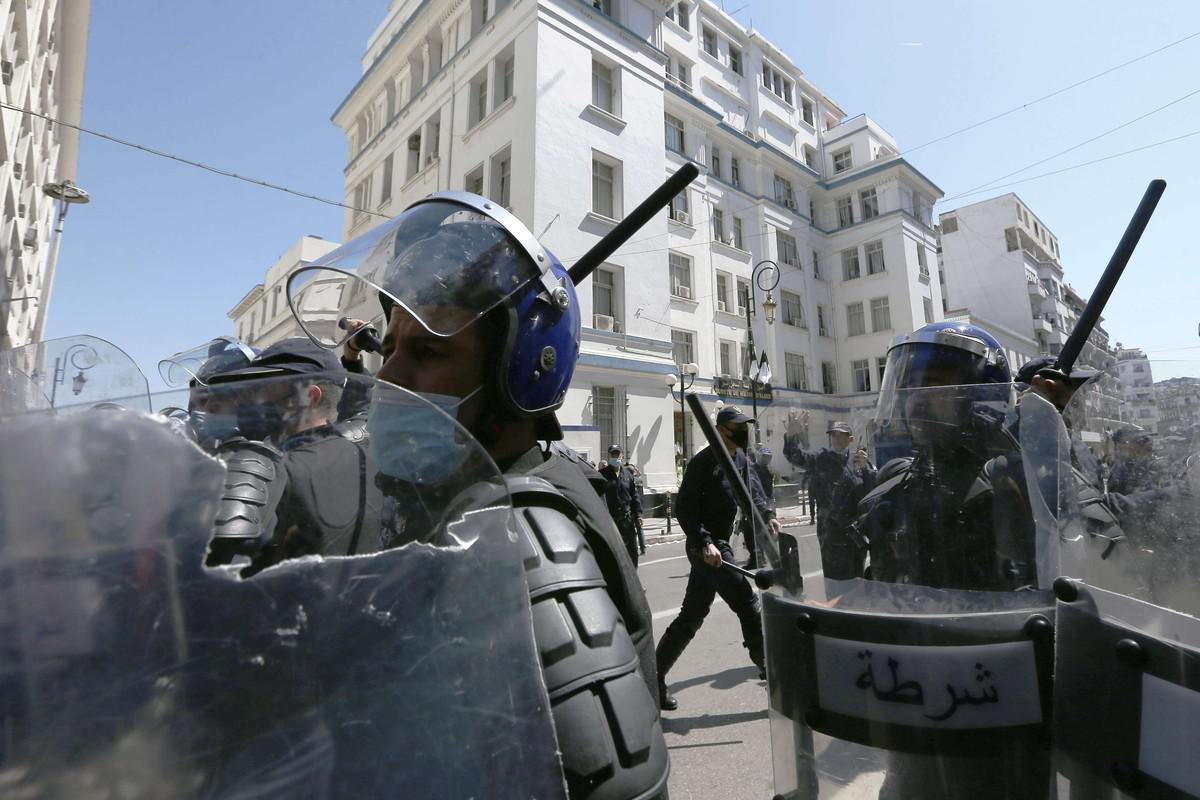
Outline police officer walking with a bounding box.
[782,413,876,580]
[655,406,781,711]
[599,443,643,566]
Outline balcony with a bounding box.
[1032,315,1052,334]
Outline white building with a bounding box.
[0,0,91,348]
[229,235,342,350]
[331,0,944,490]
[1115,345,1159,434]
[938,193,1115,375]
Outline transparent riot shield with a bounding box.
[1023,360,1200,799]
[0,334,152,413]
[0,371,566,798]
[761,385,1057,799]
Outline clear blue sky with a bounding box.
[49,0,1200,386]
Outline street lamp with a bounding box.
[31,179,91,344]
[46,341,97,407]
[666,361,699,460]
[744,260,781,443]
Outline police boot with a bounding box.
[655,624,691,711]
[739,599,767,680]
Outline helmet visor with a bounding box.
[158,337,257,388]
[288,199,542,348]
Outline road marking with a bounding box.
[639,554,689,567]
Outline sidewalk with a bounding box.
[641,503,814,546]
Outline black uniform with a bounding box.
[783,439,877,580]
[656,445,773,687]
[599,462,643,565]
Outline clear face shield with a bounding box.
[158,337,257,389]
[0,335,151,415]
[287,196,550,348]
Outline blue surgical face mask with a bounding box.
[608,457,623,469]
[367,386,482,484]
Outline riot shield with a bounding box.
[1022,359,1200,799]
[761,384,1057,799]
[0,372,566,798]
[0,334,152,413]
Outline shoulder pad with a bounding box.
[332,417,368,443]
[876,457,913,486]
[212,442,285,542]
[859,457,911,505]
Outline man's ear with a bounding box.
[306,384,323,405]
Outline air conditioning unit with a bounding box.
[593,314,615,331]
[716,300,727,312]
[675,285,692,300]
[673,211,690,225]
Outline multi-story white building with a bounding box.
[331,0,944,489]
[1115,345,1159,434]
[229,235,342,350]
[938,193,1116,375]
[0,0,91,348]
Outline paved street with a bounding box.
[638,506,817,800]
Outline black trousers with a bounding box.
[816,517,866,581]
[658,540,763,670]
[617,516,639,567]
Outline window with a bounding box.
[499,54,515,103]
[666,1,689,30]
[670,189,689,222]
[777,232,799,266]
[842,247,860,280]
[917,245,929,278]
[380,154,394,205]
[424,112,441,165]
[732,216,744,249]
[470,69,489,127]
[665,114,685,154]
[406,131,422,178]
[730,157,741,188]
[821,361,837,394]
[667,55,690,90]
[761,62,793,103]
[671,329,696,365]
[465,164,484,194]
[852,359,871,392]
[865,240,885,275]
[592,157,616,218]
[1005,227,1019,251]
[710,146,721,178]
[352,175,372,221]
[702,27,717,57]
[846,302,865,336]
[712,208,725,242]
[813,250,821,279]
[860,187,879,219]
[870,296,891,331]
[803,145,817,169]
[809,200,816,222]
[800,97,814,126]
[592,60,615,113]
[669,252,692,298]
[715,272,730,312]
[594,267,617,321]
[736,278,750,316]
[729,45,743,75]
[782,291,803,327]
[941,215,959,234]
[272,285,282,317]
[490,148,511,208]
[878,357,889,386]
[832,148,853,174]
[923,296,933,324]
[817,305,829,336]
[593,386,623,457]
[592,0,612,16]
[773,175,795,208]
[836,196,853,227]
[785,353,808,390]
[719,341,733,376]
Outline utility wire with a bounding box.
[901,29,1200,156]
[0,101,386,220]
[947,86,1200,201]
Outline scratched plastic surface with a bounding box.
[0,380,566,799]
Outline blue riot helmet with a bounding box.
[159,337,260,446]
[875,321,1013,449]
[287,192,580,436]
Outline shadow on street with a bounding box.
[662,708,768,735]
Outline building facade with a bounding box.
[0,0,91,348]
[229,235,342,350]
[1115,345,1159,434]
[332,0,944,489]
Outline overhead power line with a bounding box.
[0,101,384,220]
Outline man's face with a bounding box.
[719,422,749,448]
[246,377,324,440]
[903,363,975,448]
[1030,374,1079,413]
[828,431,852,451]
[376,305,488,431]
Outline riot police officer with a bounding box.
[655,406,781,711]
[783,415,876,580]
[290,191,669,799]
[599,443,643,566]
